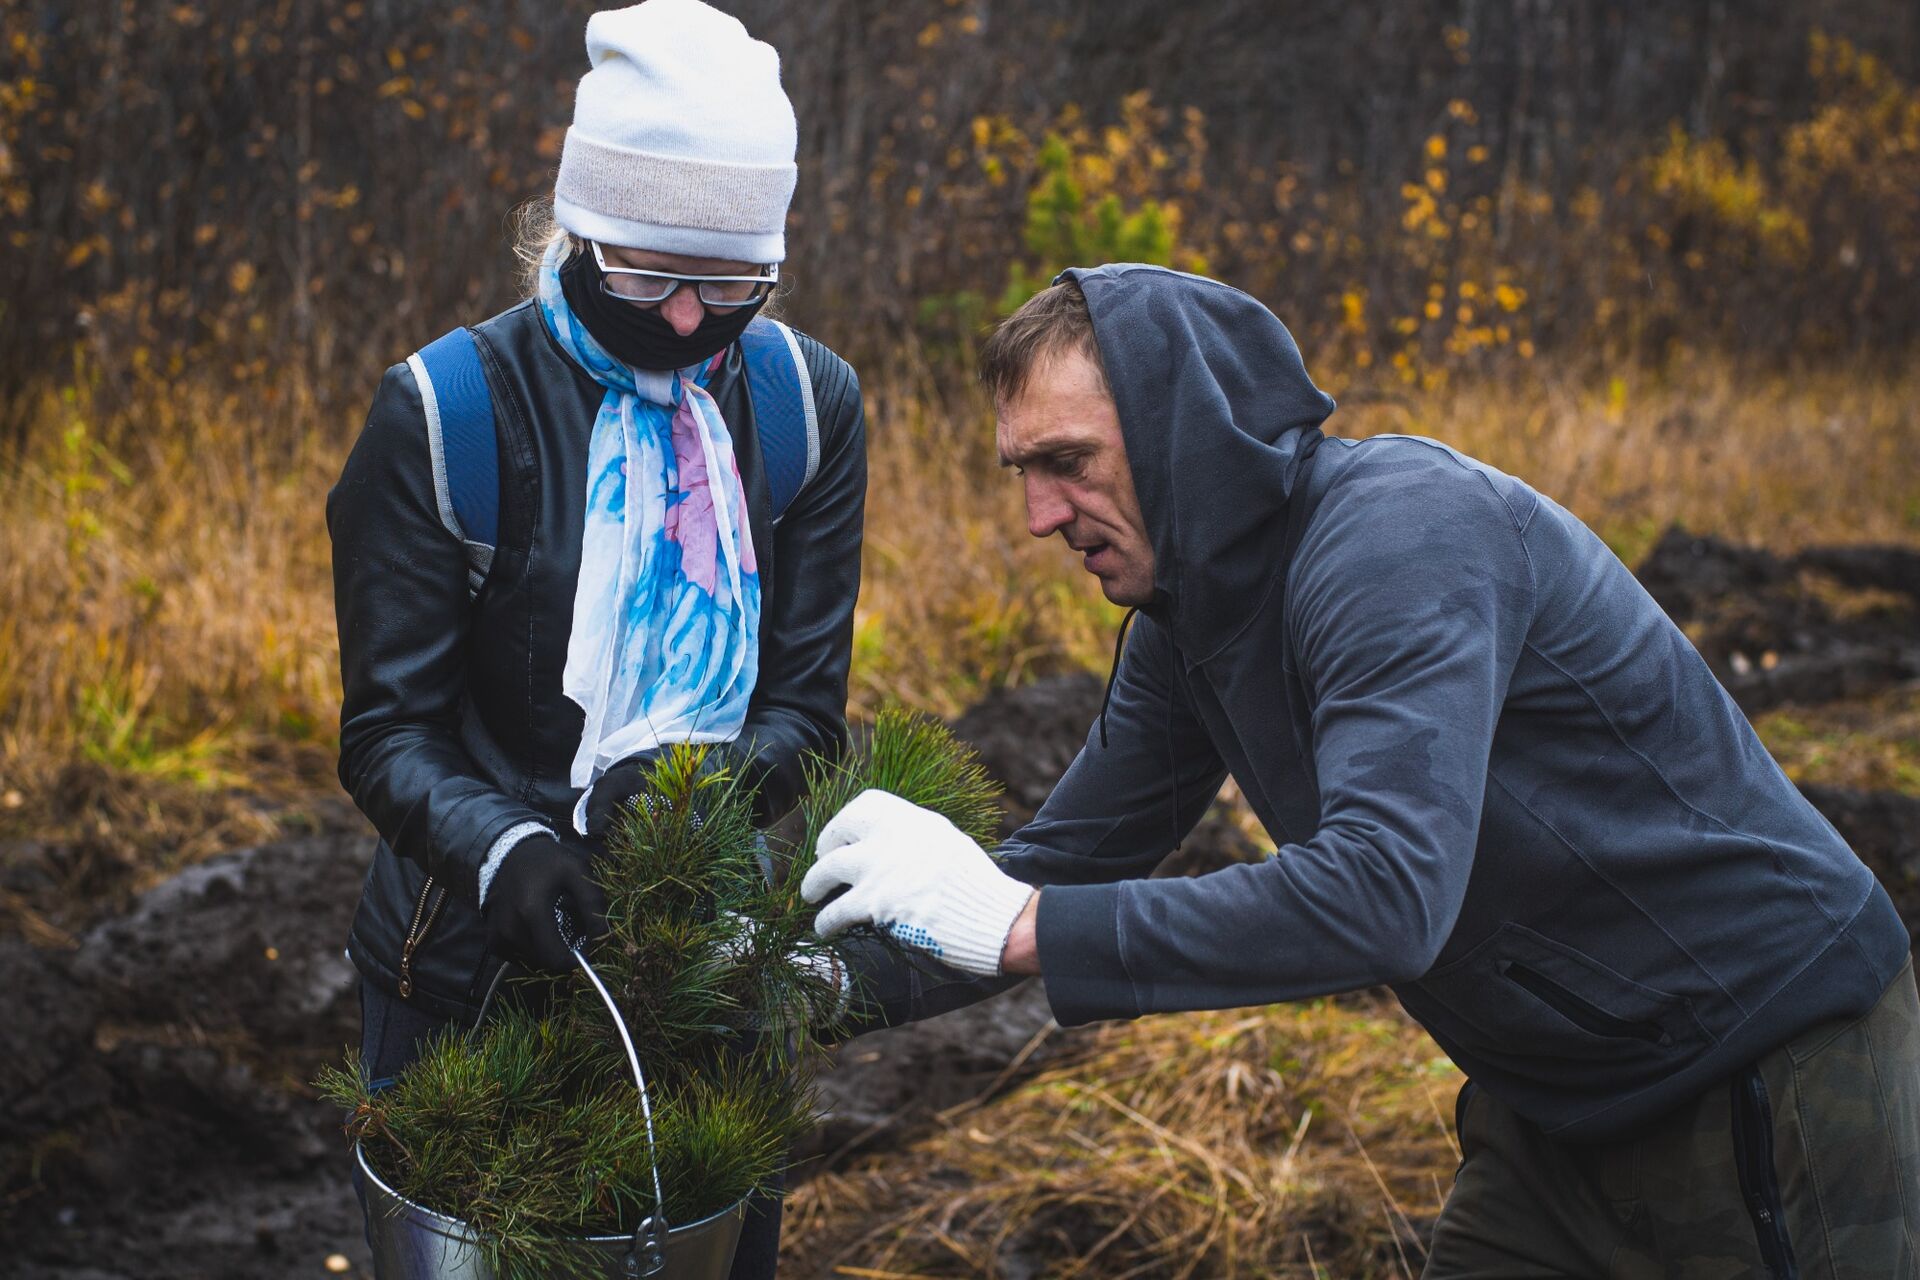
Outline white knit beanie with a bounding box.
[554,0,797,263]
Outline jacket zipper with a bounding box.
[397,876,448,1000]
[1501,961,1668,1043]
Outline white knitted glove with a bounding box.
[801,789,1035,978]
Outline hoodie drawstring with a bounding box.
[1096,605,1187,860]
[1097,607,1140,749]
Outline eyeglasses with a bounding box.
[591,241,779,309]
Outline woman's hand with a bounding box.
[581,751,664,840]
[481,837,609,973]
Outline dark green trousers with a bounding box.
[1426,958,1920,1279]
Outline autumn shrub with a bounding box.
[8,2,1918,455]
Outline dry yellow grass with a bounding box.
[0,372,340,783]
[2,355,1915,850]
[1332,362,1920,561]
[0,371,342,902]
[783,996,1462,1279]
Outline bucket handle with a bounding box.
[570,942,667,1278]
[471,908,668,1278]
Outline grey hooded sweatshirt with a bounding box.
[1000,263,1908,1141]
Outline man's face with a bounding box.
[997,347,1154,606]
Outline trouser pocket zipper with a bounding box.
[1731,1066,1799,1279]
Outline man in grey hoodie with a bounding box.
[805,265,1918,1276]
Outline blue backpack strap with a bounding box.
[404,319,814,597]
[739,316,821,522]
[405,327,498,594]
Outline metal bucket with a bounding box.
[356,1143,744,1279]
[357,942,746,1279]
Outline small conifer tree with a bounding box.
[321,707,1004,1278]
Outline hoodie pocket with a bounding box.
[1500,960,1669,1044]
[1415,923,1710,1087]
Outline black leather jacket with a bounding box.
[328,300,865,1022]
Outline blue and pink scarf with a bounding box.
[536,240,761,834]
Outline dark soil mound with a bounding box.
[1636,529,1920,713]
[951,672,1106,828]
[1801,785,1920,948]
[951,672,1264,876]
[2,828,375,1278]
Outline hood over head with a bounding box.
[1061,263,1336,662]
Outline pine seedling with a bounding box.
[326,720,1003,1277]
[788,706,1005,881]
[594,747,805,1057]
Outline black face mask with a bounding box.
[559,248,762,372]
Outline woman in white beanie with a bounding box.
[328,3,862,1272]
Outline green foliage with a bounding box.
[911,288,991,355]
[999,131,1180,314]
[323,718,1004,1278]
[318,1003,806,1280]
[790,707,1005,882]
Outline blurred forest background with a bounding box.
[3,2,1920,1276]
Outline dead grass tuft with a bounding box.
[783,996,1461,1278]
[1331,361,1920,563]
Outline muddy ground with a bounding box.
[3,527,1917,1279]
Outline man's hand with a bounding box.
[800,789,1035,978]
[1000,891,1041,976]
[481,837,608,973]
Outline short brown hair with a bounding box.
[978,278,1110,404]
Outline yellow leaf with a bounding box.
[229,261,256,294]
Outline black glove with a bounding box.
[481,836,608,974]
[583,749,717,841]
[583,750,664,841]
